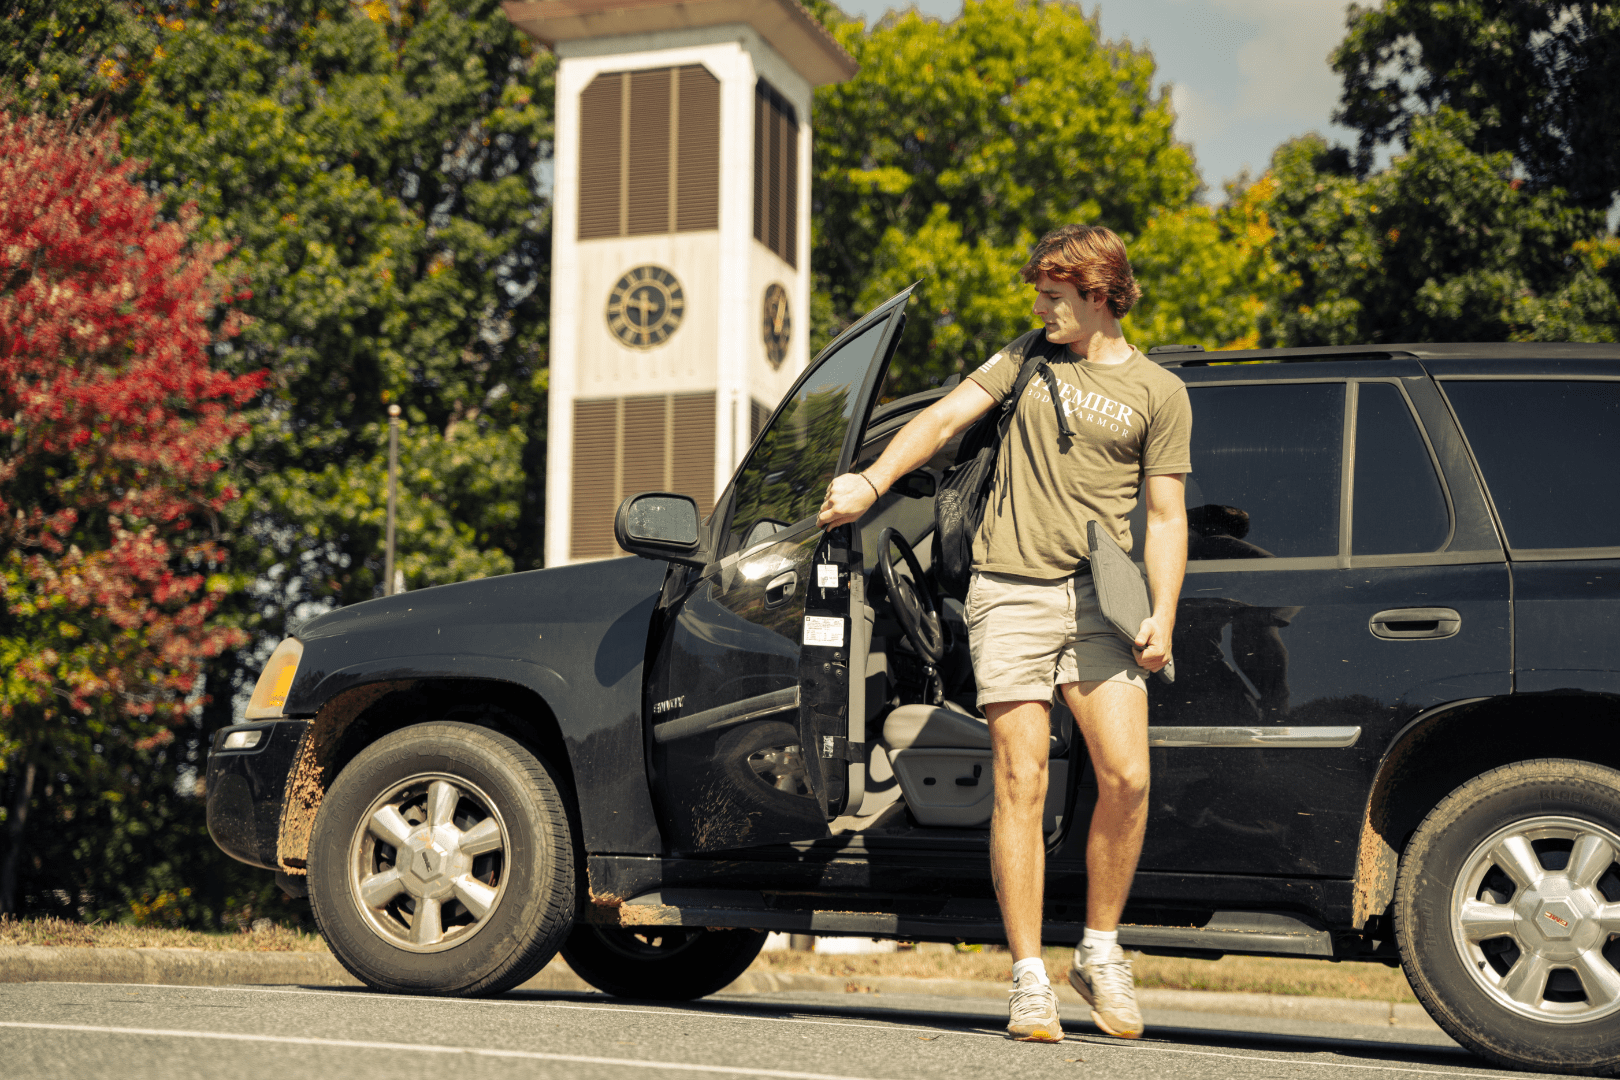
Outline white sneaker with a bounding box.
[1006,971,1064,1042]
[1069,942,1143,1039]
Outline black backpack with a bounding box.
[932,331,1075,600]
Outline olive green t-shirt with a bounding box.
[966,330,1192,579]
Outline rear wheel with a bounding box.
[309,721,575,996]
[1395,759,1620,1075]
[561,924,768,1000]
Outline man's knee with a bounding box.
[1094,760,1150,808]
[994,756,1048,811]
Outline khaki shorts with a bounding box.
[965,569,1150,707]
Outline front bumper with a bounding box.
[205,719,308,870]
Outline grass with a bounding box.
[750,945,1419,1003]
[0,915,327,953]
[0,917,1418,1002]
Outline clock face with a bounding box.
[606,266,685,350]
[762,283,791,369]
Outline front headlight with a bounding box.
[244,638,304,719]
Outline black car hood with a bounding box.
[283,556,668,718]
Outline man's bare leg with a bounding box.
[1059,678,1150,1037]
[985,699,1054,960]
[1059,679,1150,929]
[986,698,1064,1041]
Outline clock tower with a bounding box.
[502,0,857,565]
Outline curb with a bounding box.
[0,946,1436,1031]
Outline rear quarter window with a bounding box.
[1442,380,1620,551]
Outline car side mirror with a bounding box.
[615,492,706,567]
[893,470,936,499]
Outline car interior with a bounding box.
[807,407,1091,839]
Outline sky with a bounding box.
[833,0,1363,200]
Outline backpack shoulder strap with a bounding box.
[999,332,1076,438]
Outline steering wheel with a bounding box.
[876,527,951,667]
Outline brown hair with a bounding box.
[1020,224,1142,318]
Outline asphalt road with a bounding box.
[0,981,1554,1080]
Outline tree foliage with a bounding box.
[1259,112,1616,346]
[3,0,556,922]
[1333,0,1620,210]
[812,0,1205,392]
[0,107,262,912]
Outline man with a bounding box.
[818,224,1190,1043]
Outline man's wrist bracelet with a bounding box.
[858,473,881,500]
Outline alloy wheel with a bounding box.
[347,772,510,953]
[1450,814,1620,1022]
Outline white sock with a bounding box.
[1011,956,1048,986]
[1080,927,1118,955]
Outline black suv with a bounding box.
[207,288,1620,1076]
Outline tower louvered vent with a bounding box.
[753,79,798,268]
[570,393,717,560]
[579,65,720,241]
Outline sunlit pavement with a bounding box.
[0,981,1555,1080]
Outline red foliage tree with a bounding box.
[0,107,264,912]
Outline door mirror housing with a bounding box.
[615,492,706,567]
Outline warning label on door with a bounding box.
[802,615,845,648]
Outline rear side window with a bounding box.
[1185,383,1344,560]
[1443,380,1620,551]
[1353,382,1449,555]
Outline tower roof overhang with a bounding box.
[502,0,859,86]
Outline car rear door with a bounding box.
[644,289,911,851]
[1428,360,1620,696]
[1132,360,1513,885]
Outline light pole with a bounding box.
[385,403,400,596]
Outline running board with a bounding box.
[599,890,1334,958]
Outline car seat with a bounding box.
[881,700,1072,830]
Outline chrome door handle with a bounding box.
[765,572,798,606]
[1369,607,1461,640]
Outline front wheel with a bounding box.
[562,924,768,1000]
[308,721,575,996]
[1394,759,1620,1075]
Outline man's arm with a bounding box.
[1133,473,1187,673]
[817,378,997,529]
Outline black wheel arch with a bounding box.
[276,677,579,878]
[1352,690,1620,937]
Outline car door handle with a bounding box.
[1369,607,1461,640]
[765,572,798,606]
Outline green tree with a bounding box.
[3,0,556,923]
[1124,175,1287,352]
[812,0,1202,393]
[8,0,556,676]
[1333,0,1620,210]
[1258,111,1615,346]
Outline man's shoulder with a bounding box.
[1126,349,1191,401]
[970,328,1049,388]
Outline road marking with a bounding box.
[23,985,1520,1080]
[0,1021,897,1080]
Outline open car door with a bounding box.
[645,287,913,851]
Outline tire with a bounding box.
[561,923,769,1000]
[1394,758,1620,1076]
[308,721,575,996]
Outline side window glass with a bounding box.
[1443,380,1620,550]
[1353,382,1449,555]
[729,320,889,549]
[1185,383,1344,560]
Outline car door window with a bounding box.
[1353,382,1449,555]
[1184,383,1345,560]
[728,319,891,550]
[1442,380,1620,551]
